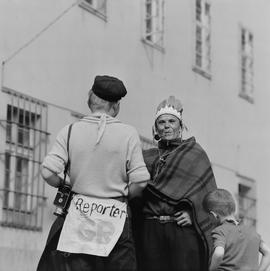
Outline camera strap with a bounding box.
[63,123,73,185]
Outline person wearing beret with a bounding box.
[136,96,217,271]
[37,75,150,271]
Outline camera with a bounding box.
[53,183,72,217]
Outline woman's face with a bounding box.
[156,114,181,140]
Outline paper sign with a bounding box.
[57,195,127,256]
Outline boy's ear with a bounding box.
[210,211,219,220]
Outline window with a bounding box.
[0,87,49,231]
[237,174,256,227]
[193,0,211,79]
[79,0,107,21]
[6,105,35,147]
[239,27,254,103]
[142,0,165,52]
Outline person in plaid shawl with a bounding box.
[138,96,217,271]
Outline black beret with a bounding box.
[91,75,127,102]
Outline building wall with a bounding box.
[0,0,270,270]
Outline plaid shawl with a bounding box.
[143,137,217,269]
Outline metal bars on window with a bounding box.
[0,87,49,231]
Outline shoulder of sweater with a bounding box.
[80,116,134,128]
[75,118,140,139]
[212,224,230,237]
[112,122,139,133]
[213,221,240,236]
[57,123,73,136]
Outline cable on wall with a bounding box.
[1,0,82,89]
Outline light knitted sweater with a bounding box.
[42,114,149,198]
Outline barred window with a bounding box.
[193,0,211,79]
[0,87,49,231]
[79,0,107,21]
[237,174,256,228]
[240,27,254,103]
[142,0,165,52]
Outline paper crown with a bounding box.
[155,96,183,121]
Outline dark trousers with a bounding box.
[141,220,204,271]
[37,214,136,271]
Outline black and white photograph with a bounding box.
[0,1,270,270]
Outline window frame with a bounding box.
[79,0,107,21]
[192,0,212,80]
[0,87,49,231]
[142,0,165,53]
[236,173,257,228]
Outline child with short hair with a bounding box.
[203,188,270,271]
